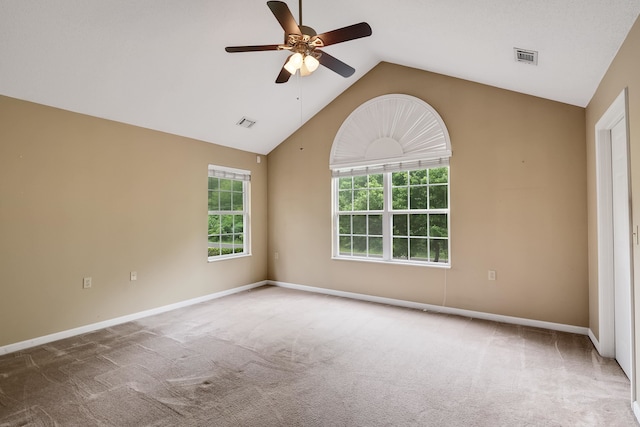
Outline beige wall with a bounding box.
[0,61,593,347]
[268,62,588,326]
[586,15,640,401]
[0,96,268,347]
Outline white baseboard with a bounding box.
[1,279,591,356]
[634,400,640,425]
[269,281,590,336]
[588,329,602,354]
[0,281,267,356]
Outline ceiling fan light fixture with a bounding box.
[304,54,319,72]
[300,62,311,76]
[284,52,304,74]
[284,58,298,75]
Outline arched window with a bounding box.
[330,94,452,266]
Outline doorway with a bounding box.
[595,88,633,380]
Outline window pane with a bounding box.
[353,190,368,210]
[430,239,448,263]
[233,234,244,253]
[430,214,448,237]
[208,177,219,190]
[339,177,353,190]
[410,238,428,260]
[208,215,220,235]
[339,236,352,255]
[353,215,367,235]
[368,237,383,257]
[393,237,408,259]
[221,234,233,244]
[369,188,383,210]
[410,186,427,209]
[392,171,408,186]
[232,191,244,211]
[208,191,218,211]
[220,191,232,210]
[354,175,368,189]
[353,236,367,256]
[368,215,382,235]
[429,185,448,209]
[338,190,353,211]
[220,215,234,233]
[393,214,408,236]
[232,180,243,192]
[370,174,383,188]
[392,187,408,210]
[409,214,428,237]
[219,179,233,191]
[208,235,220,258]
[339,215,351,234]
[233,215,243,233]
[429,167,448,184]
[410,169,427,185]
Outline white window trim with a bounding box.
[207,165,251,262]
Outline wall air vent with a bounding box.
[514,48,538,65]
[236,117,257,129]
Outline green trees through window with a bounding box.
[336,167,449,264]
[338,174,384,258]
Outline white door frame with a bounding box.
[594,88,635,396]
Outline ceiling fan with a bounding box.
[225,0,372,83]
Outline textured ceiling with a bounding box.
[1,1,639,155]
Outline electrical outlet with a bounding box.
[488,270,497,281]
[130,271,137,281]
[83,277,92,289]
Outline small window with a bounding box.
[334,166,449,266]
[208,165,250,260]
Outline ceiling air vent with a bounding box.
[236,117,257,129]
[514,48,538,65]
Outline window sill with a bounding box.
[332,255,450,268]
[208,253,251,263]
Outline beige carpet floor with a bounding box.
[0,285,636,426]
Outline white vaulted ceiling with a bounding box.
[1,1,639,155]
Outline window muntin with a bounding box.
[208,166,250,260]
[334,167,449,266]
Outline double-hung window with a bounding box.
[334,166,449,266]
[207,165,250,260]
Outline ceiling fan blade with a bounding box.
[276,58,292,83]
[225,44,281,53]
[267,1,301,36]
[315,22,372,46]
[317,51,355,77]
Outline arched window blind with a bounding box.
[330,94,452,177]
